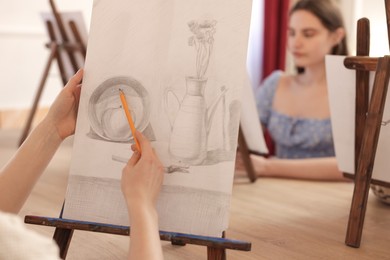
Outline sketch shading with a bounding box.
[88,76,152,142]
[111,154,190,174]
[166,19,234,166]
[64,175,230,236]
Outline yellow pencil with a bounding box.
[119,89,141,153]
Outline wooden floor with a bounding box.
[1,129,389,259]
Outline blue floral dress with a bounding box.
[255,71,335,159]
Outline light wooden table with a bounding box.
[0,129,389,259]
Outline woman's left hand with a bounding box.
[45,69,83,140]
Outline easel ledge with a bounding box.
[25,215,251,259]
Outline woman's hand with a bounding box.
[121,131,164,217]
[250,154,268,176]
[236,152,268,176]
[44,69,83,140]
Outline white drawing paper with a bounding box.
[41,12,88,80]
[63,0,253,236]
[240,76,268,154]
[326,55,390,183]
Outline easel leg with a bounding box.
[53,227,74,259]
[345,180,371,247]
[207,247,226,260]
[238,126,257,182]
[345,56,390,247]
[18,43,57,146]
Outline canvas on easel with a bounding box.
[326,0,390,247]
[62,0,253,239]
[18,0,87,146]
[24,1,254,258]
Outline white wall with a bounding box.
[0,0,92,109]
[341,0,389,56]
[357,0,388,56]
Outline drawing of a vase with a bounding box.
[164,19,221,165]
[168,77,208,165]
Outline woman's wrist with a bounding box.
[38,117,64,145]
[127,200,157,221]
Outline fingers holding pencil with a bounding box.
[127,131,158,165]
[121,130,164,208]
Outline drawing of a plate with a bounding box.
[88,76,150,142]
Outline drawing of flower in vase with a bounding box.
[165,19,234,166]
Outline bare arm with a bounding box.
[0,70,83,213]
[121,131,164,260]
[250,155,347,181]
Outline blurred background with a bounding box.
[0,0,387,130]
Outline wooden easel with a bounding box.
[237,126,258,182]
[25,214,251,260]
[342,0,390,247]
[18,0,86,146]
[22,2,254,258]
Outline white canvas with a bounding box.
[326,55,390,183]
[240,76,268,154]
[63,0,253,236]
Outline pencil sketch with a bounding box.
[165,19,235,166]
[63,0,253,237]
[88,76,153,142]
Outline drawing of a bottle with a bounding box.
[168,77,208,164]
[165,20,218,165]
[166,77,227,165]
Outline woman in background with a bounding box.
[251,0,348,180]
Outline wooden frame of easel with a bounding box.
[25,214,251,260]
[342,0,390,248]
[18,0,86,146]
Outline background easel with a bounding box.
[342,0,390,247]
[237,126,258,182]
[18,0,86,146]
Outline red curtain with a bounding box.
[262,0,290,79]
[262,0,290,155]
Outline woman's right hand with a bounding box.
[121,131,164,216]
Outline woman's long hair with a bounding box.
[290,0,349,73]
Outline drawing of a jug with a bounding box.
[165,76,227,165]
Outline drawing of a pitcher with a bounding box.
[165,19,221,165]
[165,77,227,165]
